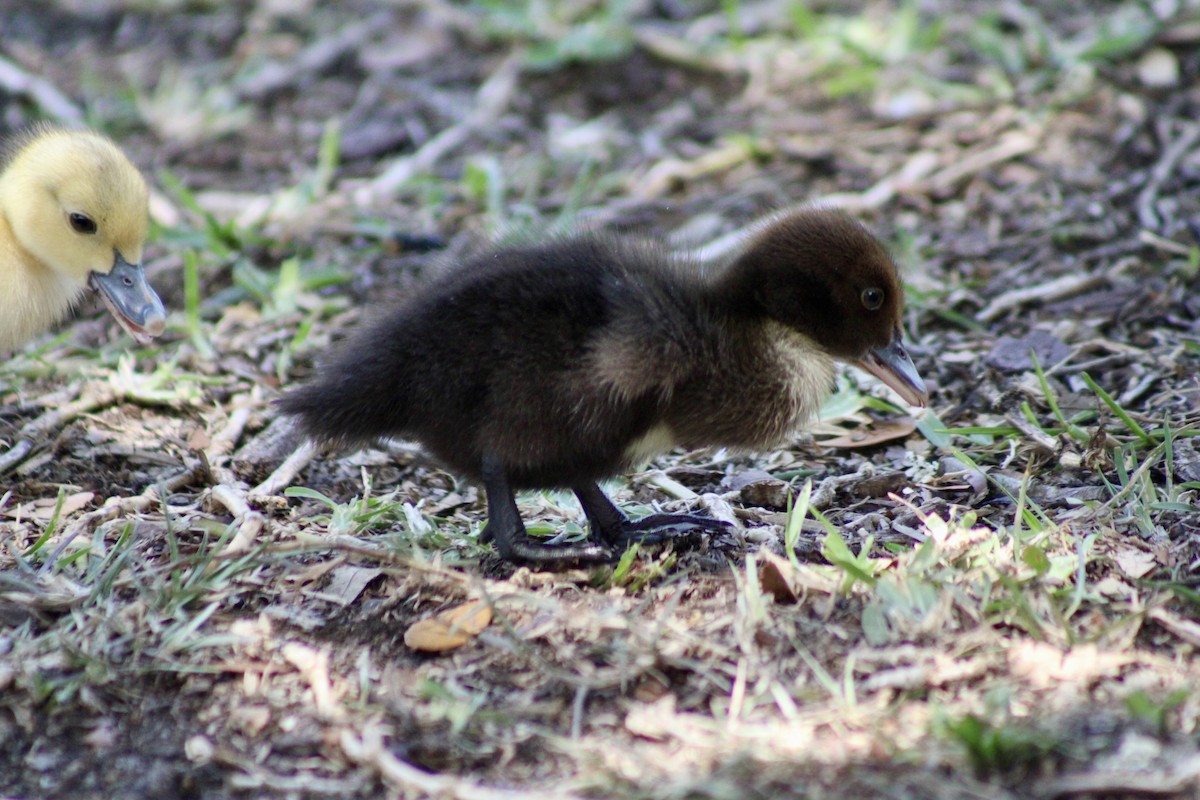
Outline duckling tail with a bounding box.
[277,370,410,449]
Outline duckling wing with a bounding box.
[448,239,703,485]
[281,235,703,487]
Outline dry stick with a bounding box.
[818,150,940,212]
[200,402,270,554]
[977,258,1134,322]
[40,466,201,572]
[1038,753,1200,797]
[632,26,744,74]
[635,138,771,200]
[341,723,582,800]
[251,439,316,498]
[923,129,1040,194]
[641,470,698,501]
[209,404,254,460]
[1004,411,1059,454]
[46,399,264,560]
[1136,122,1200,231]
[353,51,522,205]
[1148,606,1200,648]
[236,19,377,100]
[0,53,85,124]
[210,482,266,555]
[0,383,117,475]
[1138,228,1196,256]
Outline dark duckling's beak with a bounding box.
[89,253,166,346]
[855,335,929,407]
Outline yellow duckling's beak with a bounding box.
[88,253,166,346]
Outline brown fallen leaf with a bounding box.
[324,565,384,606]
[1113,547,1157,580]
[404,599,493,653]
[3,491,94,522]
[755,550,840,603]
[816,417,917,449]
[758,551,800,604]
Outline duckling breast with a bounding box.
[666,320,836,451]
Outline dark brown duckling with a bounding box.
[280,209,928,565]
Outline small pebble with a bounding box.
[1137,47,1179,88]
[185,735,215,764]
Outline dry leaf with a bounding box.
[404,599,493,652]
[755,550,840,601]
[1008,641,1130,688]
[758,551,800,604]
[1114,548,1157,580]
[324,565,383,605]
[3,491,94,522]
[816,418,917,449]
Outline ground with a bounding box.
[2,1,1199,798]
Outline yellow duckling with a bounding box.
[0,125,166,352]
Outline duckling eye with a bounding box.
[69,213,97,235]
[861,287,884,310]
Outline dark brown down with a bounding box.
[280,209,925,565]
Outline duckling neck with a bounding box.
[0,211,83,351]
[656,262,836,451]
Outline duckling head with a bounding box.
[0,127,165,344]
[733,209,929,407]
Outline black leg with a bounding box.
[574,482,731,549]
[480,455,611,564]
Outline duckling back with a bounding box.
[280,235,706,486]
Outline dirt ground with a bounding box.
[2,1,1200,798]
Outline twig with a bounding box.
[924,130,1040,194]
[1138,229,1196,257]
[818,151,940,212]
[202,395,270,553]
[353,51,522,205]
[252,439,316,497]
[977,258,1133,322]
[1004,411,1059,454]
[0,441,33,476]
[236,20,378,100]
[634,137,772,199]
[631,27,744,74]
[0,382,117,475]
[341,721,581,800]
[641,470,698,500]
[1136,122,1200,231]
[1147,607,1200,648]
[40,466,200,572]
[1038,752,1200,797]
[0,53,85,124]
[209,404,254,460]
[210,483,267,555]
